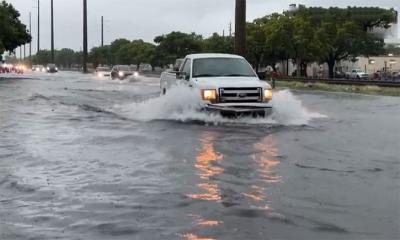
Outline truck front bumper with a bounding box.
[205,103,273,118]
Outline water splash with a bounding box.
[115,86,325,126]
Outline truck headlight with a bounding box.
[201,89,217,102]
[133,71,139,77]
[118,71,124,77]
[264,89,273,101]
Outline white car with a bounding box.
[160,53,273,117]
[95,66,112,78]
[346,69,369,80]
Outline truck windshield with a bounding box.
[192,58,256,78]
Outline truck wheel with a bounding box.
[162,88,166,95]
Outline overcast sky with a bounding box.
[6,0,400,53]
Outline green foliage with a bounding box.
[32,50,52,65]
[32,49,82,67]
[89,46,111,66]
[252,6,394,78]
[57,48,76,68]
[154,31,203,66]
[385,44,400,55]
[0,1,31,55]
[203,33,233,54]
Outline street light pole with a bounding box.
[37,0,40,53]
[83,0,88,73]
[234,0,246,57]
[101,16,104,47]
[51,0,54,63]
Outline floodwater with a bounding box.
[0,71,399,240]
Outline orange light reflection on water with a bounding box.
[182,234,216,240]
[241,135,282,206]
[187,132,224,202]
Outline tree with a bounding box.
[203,33,233,54]
[57,48,76,68]
[385,44,400,56]
[32,50,52,65]
[154,31,203,66]
[89,46,111,67]
[0,0,31,59]
[109,38,130,64]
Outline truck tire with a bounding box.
[162,88,166,95]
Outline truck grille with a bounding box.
[219,88,262,103]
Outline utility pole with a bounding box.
[101,16,104,47]
[83,0,88,73]
[234,0,246,56]
[24,44,26,60]
[51,0,54,63]
[29,12,32,65]
[229,22,232,37]
[37,0,40,53]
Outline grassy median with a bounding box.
[270,80,400,97]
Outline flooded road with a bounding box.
[1,72,399,240]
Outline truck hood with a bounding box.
[193,77,270,89]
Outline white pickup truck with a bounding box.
[346,69,369,80]
[160,54,273,117]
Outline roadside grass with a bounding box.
[272,80,400,97]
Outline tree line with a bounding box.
[3,3,398,79]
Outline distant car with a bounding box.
[111,65,138,80]
[33,65,46,72]
[346,69,369,80]
[14,65,25,74]
[95,66,112,78]
[46,64,58,73]
[334,71,346,78]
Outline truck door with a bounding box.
[176,58,191,88]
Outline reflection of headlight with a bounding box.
[118,71,124,77]
[201,89,217,102]
[133,71,139,77]
[264,89,273,101]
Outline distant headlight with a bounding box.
[47,67,50,70]
[118,71,124,77]
[55,67,58,71]
[264,89,273,101]
[201,89,217,102]
[97,73,103,78]
[133,71,139,77]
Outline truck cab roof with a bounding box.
[185,53,244,59]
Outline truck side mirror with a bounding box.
[176,72,182,79]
